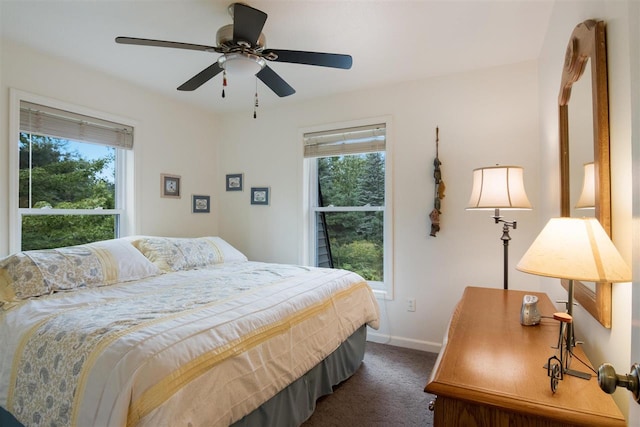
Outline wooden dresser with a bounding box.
[424,286,626,426]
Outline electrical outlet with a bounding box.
[407,298,416,312]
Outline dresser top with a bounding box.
[425,286,625,426]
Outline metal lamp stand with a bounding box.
[492,208,517,290]
[563,279,591,380]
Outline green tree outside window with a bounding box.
[19,133,117,250]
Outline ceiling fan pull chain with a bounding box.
[222,70,227,98]
[253,78,259,119]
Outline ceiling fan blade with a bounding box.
[263,49,353,69]
[177,63,224,91]
[232,3,267,46]
[116,36,219,53]
[256,66,295,97]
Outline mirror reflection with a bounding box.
[568,63,595,219]
[568,63,597,294]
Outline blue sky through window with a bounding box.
[65,139,115,183]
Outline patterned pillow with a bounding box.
[0,252,57,302]
[0,239,161,305]
[131,236,247,272]
[54,246,106,290]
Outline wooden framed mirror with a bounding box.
[559,20,612,327]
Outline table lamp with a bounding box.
[467,165,532,289]
[516,217,631,378]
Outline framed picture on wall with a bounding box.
[161,174,181,198]
[226,173,244,191]
[192,195,211,213]
[250,187,270,205]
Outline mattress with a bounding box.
[0,260,379,427]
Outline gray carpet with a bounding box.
[302,341,438,426]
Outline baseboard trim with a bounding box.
[366,331,442,354]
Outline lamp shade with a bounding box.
[516,217,631,283]
[466,166,532,210]
[575,162,595,209]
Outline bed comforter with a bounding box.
[0,260,379,427]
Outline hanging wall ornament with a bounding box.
[430,127,445,237]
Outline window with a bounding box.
[12,95,134,251]
[304,121,392,297]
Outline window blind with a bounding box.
[20,101,134,149]
[304,123,385,158]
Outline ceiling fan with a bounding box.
[115,2,353,100]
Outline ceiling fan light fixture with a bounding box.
[219,52,265,77]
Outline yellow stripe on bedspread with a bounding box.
[88,246,119,285]
[127,282,370,427]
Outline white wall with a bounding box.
[538,0,636,418]
[216,61,542,352]
[0,39,221,256]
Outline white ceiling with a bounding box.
[1,0,555,114]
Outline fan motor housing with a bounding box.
[216,24,265,50]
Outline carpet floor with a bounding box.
[302,341,439,426]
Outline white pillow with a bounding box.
[204,237,248,263]
[84,239,162,283]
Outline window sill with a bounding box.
[371,288,393,301]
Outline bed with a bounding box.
[0,236,379,427]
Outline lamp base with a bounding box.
[565,368,591,380]
[543,363,591,380]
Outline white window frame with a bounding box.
[301,116,394,300]
[8,89,136,253]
